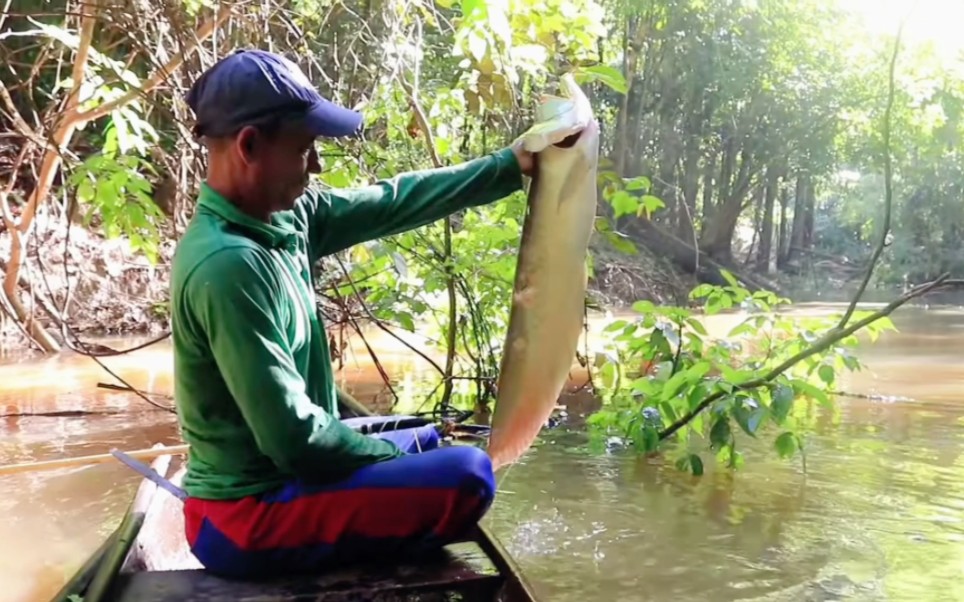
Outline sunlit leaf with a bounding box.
[575,64,628,94]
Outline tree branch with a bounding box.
[836,23,903,328]
[659,274,951,441]
[73,4,232,125]
[332,255,446,377]
[396,17,458,407]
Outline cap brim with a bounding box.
[304,97,364,138]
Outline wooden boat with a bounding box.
[51,415,539,602]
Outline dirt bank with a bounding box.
[0,218,173,351]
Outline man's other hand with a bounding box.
[509,139,535,177]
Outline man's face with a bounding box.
[238,125,322,213]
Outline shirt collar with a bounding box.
[197,182,298,249]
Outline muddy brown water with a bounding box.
[1,303,962,602]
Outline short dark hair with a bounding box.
[195,111,310,148]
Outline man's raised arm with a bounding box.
[299,147,524,259]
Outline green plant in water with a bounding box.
[586,270,898,475]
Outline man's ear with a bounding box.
[235,126,260,165]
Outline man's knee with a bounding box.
[435,445,496,509]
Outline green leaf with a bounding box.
[632,423,659,453]
[631,300,655,315]
[577,64,628,94]
[747,408,766,435]
[719,364,753,385]
[662,370,690,399]
[791,379,832,407]
[709,416,731,450]
[603,319,629,333]
[638,194,665,217]
[632,377,656,396]
[770,384,794,423]
[687,383,708,410]
[685,317,708,336]
[817,364,835,385]
[395,311,415,332]
[460,0,484,19]
[841,353,861,371]
[685,361,712,382]
[689,453,704,476]
[657,400,679,422]
[624,176,650,191]
[604,230,638,255]
[610,190,639,218]
[688,284,715,299]
[775,431,798,458]
[719,269,740,288]
[600,361,618,389]
[727,320,757,338]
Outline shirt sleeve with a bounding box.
[186,246,404,480]
[301,147,524,259]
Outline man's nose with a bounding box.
[307,147,322,174]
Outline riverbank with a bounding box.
[0,216,700,353]
[0,219,174,350]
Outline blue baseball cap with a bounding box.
[185,49,363,139]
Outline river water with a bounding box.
[1,301,962,601]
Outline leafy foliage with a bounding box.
[68,113,165,262]
[308,0,627,408]
[586,274,898,474]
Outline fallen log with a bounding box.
[625,219,787,296]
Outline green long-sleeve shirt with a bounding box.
[171,148,523,500]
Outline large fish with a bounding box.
[486,74,600,471]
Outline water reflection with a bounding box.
[488,416,963,601]
[485,305,964,601]
[1,305,963,601]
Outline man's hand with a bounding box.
[509,139,535,177]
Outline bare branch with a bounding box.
[836,22,904,328]
[74,4,233,125]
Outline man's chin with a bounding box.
[281,187,306,209]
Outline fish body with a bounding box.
[486,74,600,471]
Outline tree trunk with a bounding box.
[678,101,703,240]
[614,17,647,177]
[777,186,790,267]
[786,171,809,266]
[757,164,778,273]
[701,150,716,224]
[802,176,815,252]
[625,219,785,295]
[744,184,764,267]
[654,118,678,229]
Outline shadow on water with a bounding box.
[1,302,963,601]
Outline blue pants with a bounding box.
[183,426,496,578]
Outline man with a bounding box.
[170,49,533,579]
